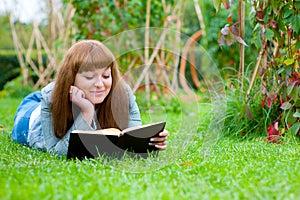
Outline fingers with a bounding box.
[69,86,87,105]
[149,129,169,150]
[149,141,167,150]
[150,136,166,143]
[69,86,85,99]
[155,144,167,150]
[158,129,169,137]
[69,86,94,113]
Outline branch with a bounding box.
[238,0,245,93]
[246,38,268,98]
[193,0,206,35]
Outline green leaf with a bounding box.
[291,85,299,102]
[295,2,300,10]
[291,14,300,34]
[277,67,285,74]
[283,8,292,19]
[287,82,296,96]
[284,59,295,66]
[213,0,222,12]
[251,30,261,50]
[264,28,274,41]
[290,122,300,136]
[293,112,300,118]
[283,13,292,25]
[277,18,286,32]
[296,40,300,50]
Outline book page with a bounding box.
[122,121,165,134]
[71,128,122,136]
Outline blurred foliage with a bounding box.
[182,1,258,76]
[0,53,20,90]
[0,15,14,50]
[1,76,34,98]
[0,51,49,92]
[66,0,174,41]
[0,14,37,50]
[136,90,182,115]
[66,0,258,86]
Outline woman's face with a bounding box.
[74,67,112,104]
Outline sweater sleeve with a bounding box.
[125,84,142,127]
[40,83,95,156]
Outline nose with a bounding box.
[95,77,104,87]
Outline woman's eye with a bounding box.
[85,76,94,80]
[103,75,110,79]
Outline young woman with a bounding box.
[12,40,168,157]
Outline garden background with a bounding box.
[0,0,299,199]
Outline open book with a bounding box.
[67,121,166,160]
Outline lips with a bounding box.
[91,90,105,96]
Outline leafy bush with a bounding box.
[135,89,182,115]
[68,0,174,40]
[2,76,34,98]
[214,0,299,140]
[0,52,20,90]
[223,74,280,138]
[250,0,300,137]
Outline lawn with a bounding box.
[1,98,300,199]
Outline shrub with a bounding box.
[0,53,20,90]
[2,76,34,98]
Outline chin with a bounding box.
[90,98,105,105]
[92,100,104,104]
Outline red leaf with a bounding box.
[227,13,233,23]
[256,10,264,22]
[267,98,272,108]
[259,66,266,76]
[222,0,230,9]
[267,122,280,136]
[261,99,265,108]
[271,20,277,28]
[267,135,281,143]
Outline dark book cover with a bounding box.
[66,121,166,160]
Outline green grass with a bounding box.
[1,98,300,199]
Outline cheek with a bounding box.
[74,76,82,87]
[74,76,92,90]
[104,78,113,89]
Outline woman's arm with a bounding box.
[126,84,142,127]
[40,83,95,156]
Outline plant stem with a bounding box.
[238,0,245,93]
[246,38,268,98]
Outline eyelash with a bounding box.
[85,76,94,80]
[84,75,110,80]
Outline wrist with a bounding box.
[81,111,94,125]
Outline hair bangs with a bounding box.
[78,45,115,73]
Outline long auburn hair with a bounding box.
[51,40,129,139]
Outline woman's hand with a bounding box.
[149,129,169,150]
[69,86,94,124]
